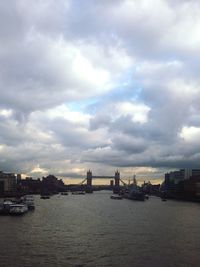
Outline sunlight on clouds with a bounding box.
[46,105,92,126]
[116,102,150,123]
[70,167,86,174]
[72,50,110,89]
[25,32,112,99]
[30,165,48,174]
[45,36,111,91]
[80,43,133,74]
[163,1,200,51]
[180,126,200,142]
[0,109,13,118]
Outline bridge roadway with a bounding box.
[92,176,115,179]
[79,178,126,185]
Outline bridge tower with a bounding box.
[114,170,120,187]
[87,170,92,187]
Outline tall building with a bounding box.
[184,169,192,179]
[17,173,22,182]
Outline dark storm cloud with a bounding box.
[111,135,147,154]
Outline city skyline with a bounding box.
[1,0,200,181]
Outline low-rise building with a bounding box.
[0,171,17,193]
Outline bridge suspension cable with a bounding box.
[79,178,86,185]
[120,178,127,186]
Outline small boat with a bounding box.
[9,204,28,215]
[71,191,85,195]
[40,195,50,199]
[110,195,123,200]
[162,198,167,201]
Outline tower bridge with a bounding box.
[77,170,126,193]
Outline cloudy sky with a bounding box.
[0,0,200,183]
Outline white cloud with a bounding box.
[39,104,92,126]
[30,164,48,175]
[0,109,13,118]
[180,126,200,143]
[116,102,150,123]
[162,0,200,53]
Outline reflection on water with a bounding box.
[0,191,199,267]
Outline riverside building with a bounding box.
[0,171,17,193]
[165,168,200,184]
[163,168,200,200]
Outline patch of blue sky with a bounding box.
[94,70,144,105]
[67,70,144,114]
[110,67,144,102]
[83,84,143,115]
[103,84,142,102]
[67,98,99,112]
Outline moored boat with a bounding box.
[9,204,28,215]
[110,195,123,200]
[0,200,28,215]
[71,191,85,195]
[22,195,35,210]
[123,185,145,201]
[61,192,68,195]
[40,195,50,199]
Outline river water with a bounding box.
[0,191,199,267]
